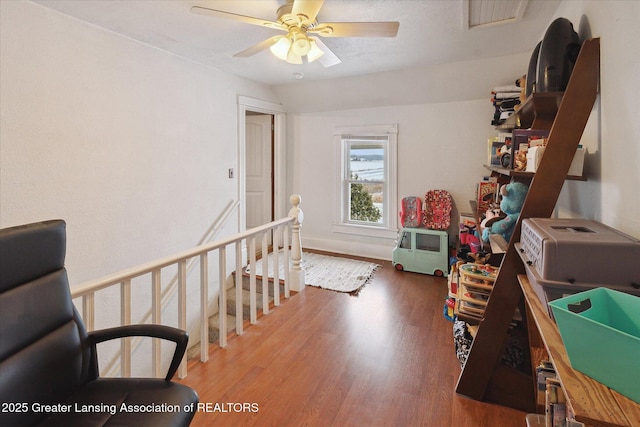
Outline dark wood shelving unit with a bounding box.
[456,38,605,416]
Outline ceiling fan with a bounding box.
[190,0,400,67]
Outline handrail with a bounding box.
[71,195,304,379]
[71,216,291,299]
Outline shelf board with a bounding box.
[497,92,564,130]
[483,165,586,181]
[489,234,508,254]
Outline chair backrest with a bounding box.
[0,220,90,426]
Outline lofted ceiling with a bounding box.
[31,0,562,86]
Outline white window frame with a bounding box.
[332,124,398,239]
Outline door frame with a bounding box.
[237,96,286,233]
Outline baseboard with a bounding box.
[302,233,393,261]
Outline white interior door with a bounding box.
[245,114,273,230]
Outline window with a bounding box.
[333,124,397,239]
[399,230,411,249]
[416,233,440,252]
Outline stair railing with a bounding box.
[71,195,304,379]
[96,198,239,378]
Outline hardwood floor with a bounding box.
[179,256,527,426]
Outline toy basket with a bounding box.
[549,288,640,403]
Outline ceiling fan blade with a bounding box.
[291,0,325,25]
[311,21,400,37]
[311,37,341,67]
[233,36,284,58]
[190,6,284,31]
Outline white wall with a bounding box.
[0,1,279,373]
[289,99,497,259]
[274,52,530,114]
[283,0,640,260]
[551,0,640,238]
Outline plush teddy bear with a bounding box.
[481,181,529,243]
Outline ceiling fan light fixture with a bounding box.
[269,36,292,60]
[285,50,303,64]
[290,32,311,56]
[307,39,324,63]
[194,1,396,68]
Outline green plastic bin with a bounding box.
[549,287,640,403]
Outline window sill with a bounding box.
[332,223,398,240]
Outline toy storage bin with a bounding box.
[516,241,640,308]
[519,218,640,289]
[549,288,640,403]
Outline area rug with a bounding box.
[246,251,380,295]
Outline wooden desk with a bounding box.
[519,274,640,427]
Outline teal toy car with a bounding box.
[392,227,449,277]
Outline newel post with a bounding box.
[288,194,305,292]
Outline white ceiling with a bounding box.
[31,0,562,86]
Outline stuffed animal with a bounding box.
[481,181,529,243]
[459,220,481,253]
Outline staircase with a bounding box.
[187,270,287,360]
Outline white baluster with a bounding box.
[200,254,209,361]
[261,233,269,315]
[288,194,305,291]
[177,260,188,378]
[151,269,161,378]
[235,242,243,335]
[120,280,131,377]
[249,236,257,324]
[82,293,95,332]
[218,247,227,348]
[283,225,290,298]
[273,228,280,306]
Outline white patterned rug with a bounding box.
[246,250,380,295]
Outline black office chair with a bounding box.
[0,220,198,426]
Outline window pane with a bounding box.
[349,182,383,223]
[416,233,440,252]
[399,231,411,249]
[347,141,385,225]
[348,144,384,182]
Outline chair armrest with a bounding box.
[88,324,188,381]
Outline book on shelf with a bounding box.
[487,133,512,167]
[492,84,521,93]
[536,360,556,407]
[476,180,498,219]
[491,85,521,125]
[545,377,567,427]
[509,129,550,170]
